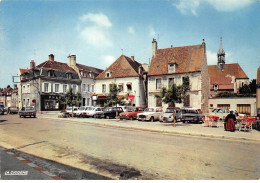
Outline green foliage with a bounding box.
[58,86,82,107]
[249,79,256,94]
[105,83,125,107]
[239,79,256,94]
[216,91,236,98]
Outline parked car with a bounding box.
[159,107,181,122]
[102,107,124,119]
[137,107,163,122]
[19,107,36,118]
[119,106,144,120]
[8,107,19,114]
[210,108,241,120]
[74,106,90,117]
[181,108,204,123]
[65,106,79,117]
[0,105,4,115]
[86,107,104,118]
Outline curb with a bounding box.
[39,116,260,143]
[0,146,64,180]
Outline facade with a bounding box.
[18,54,81,111]
[147,39,210,113]
[67,55,103,107]
[95,55,147,107]
[208,38,249,97]
[0,86,18,107]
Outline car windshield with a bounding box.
[104,108,112,112]
[79,106,85,110]
[66,107,72,110]
[211,109,218,113]
[25,107,34,111]
[87,107,94,111]
[182,109,202,114]
[126,108,134,112]
[144,108,154,112]
[165,108,173,113]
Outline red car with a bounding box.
[119,107,144,120]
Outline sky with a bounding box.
[0,0,259,88]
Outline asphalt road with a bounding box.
[0,114,260,180]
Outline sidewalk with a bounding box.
[38,113,260,142]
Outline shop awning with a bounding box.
[128,95,135,99]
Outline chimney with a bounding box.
[70,55,76,66]
[152,38,157,58]
[131,56,135,61]
[49,54,54,61]
[30,60,35,69]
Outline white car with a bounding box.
[210,108,242,120]
[137,107,163,122]
[66,106,79,117]
[86,107,104,117]
[75,106,90,117]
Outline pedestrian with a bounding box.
[224,110,236,132]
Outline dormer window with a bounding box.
[214,84,218,91]
[106,71,111,78]
[48,70,55,77]
[66,73,72,79]
[89,72,94,78]
[168,63,176,73]
[81,71,86,77]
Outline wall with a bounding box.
[209,97,256,116]
[81,77,95,106]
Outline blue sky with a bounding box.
[0,0,259,88]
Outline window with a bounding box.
[73,85,76,93]
[89,72,93,78]
[48,70,55,77]
[55,84,59,92]
[217,104,230,109]
[168,78,174,88]
[182,76,190,88]
[156,98,162,107]
[82,84,86,92]
[63,85,67,93]
[87,84,90,92]
[81,72,86,77]
[127,83,132,91]
[27,98,30,106]
[118,84,123,92]
[102,84,106,92]
[156,78,162,90]
[44,83,49,92]
[91,85,94,92]
[23,85,26,93]
[214,84,218,91]
[168,63,176,73]
[184,95,190,107]
[66,73,71,79]
[109,84,113,92]
[106,71,111,78]
[87,98,90,106]
[27,84,30,93]
[237,104,251,115]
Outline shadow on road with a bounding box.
[0,120,7,123]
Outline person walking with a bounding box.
[224,110,236,132]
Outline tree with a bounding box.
[155,83,189,127]
[239,79,256,95]
[105,83,125,119]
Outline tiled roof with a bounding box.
[148,44,205,76]
[19,68,31,75]
[0,88,13,95]
[257,67,260,85]
[36,61,76,73]
[208,63,248,90]
[96,55,142,79]
[76,63,104,78]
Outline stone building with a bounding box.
[147,39,210,112]
[94,55,147,107]
[18,54,81,111]
[208,38,249,97]
[0,85,18,108]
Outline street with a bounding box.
[0,114,260,180]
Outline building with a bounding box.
[67,55,103,106]
[18,54,81,111]
[94,55,147,107]
[208,38,249,97]
[147,39,210,112]
[0,85,18,107]
[257,67,260,117]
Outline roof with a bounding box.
[36,61,76,73]
[19,68,31,75]
[148,44,205,76]
[257,67,260,85]
[208,63,249,90]
[0,87,13,96]
[96,55,142,79]
[76,63,103,78]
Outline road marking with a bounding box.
[16,157,25,160]
[27,163,37,167]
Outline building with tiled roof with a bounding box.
[0,85,18,108]
[208,39,249,97]
[94,55,147,107]
[147,39,210,112]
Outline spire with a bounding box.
[217,37,225,71]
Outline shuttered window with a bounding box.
[217,104,230,109]
[237,104,251,115]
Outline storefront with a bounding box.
[40,94,64,111]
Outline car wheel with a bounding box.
[150,117,154,122]
[19,115,22,118]
[129,116,133,120]
[106,115,110,119]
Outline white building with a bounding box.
[94,55,147,107]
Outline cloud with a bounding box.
[78,13,113,48]
[102,55,116,65]
[149,27,156,36]
[172,0,254,15]
[207,50,217,65]
[128,26,135,34]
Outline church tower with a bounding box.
[217,37,225,70]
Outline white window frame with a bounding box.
[55,84,59,93]
[44,83,49,93]
[63,84,67,93]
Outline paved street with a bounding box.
[0,114,260,180]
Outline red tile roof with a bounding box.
[208,63,248,90]
[0,88,13,95]
[19,68,31,75]
[257,67,260,85]
[96,55,142,79]
[36,61,76,73]
[76,63,103,78]
[148,44,205,76]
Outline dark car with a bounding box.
[19,107,36,118]
[181,108,204,123]
[8,107,19,114]
[0,105,4,115]
[102,107,124,119]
